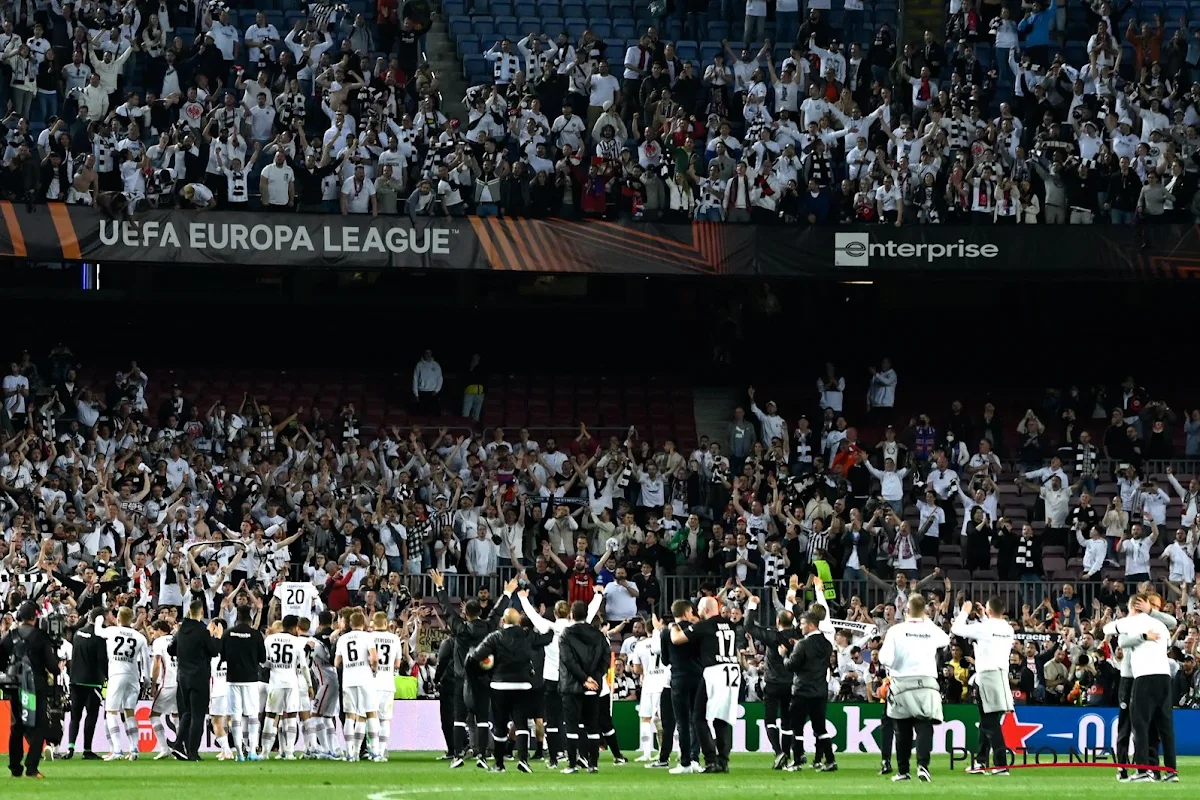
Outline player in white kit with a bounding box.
[334,611,378,762]
[631,627,668,761]
[260,615,312,760]
[209,620,234,760]
[98,607,150,760]
[149,620,179,760]
[370,612,406,761]
[273,580,322,629]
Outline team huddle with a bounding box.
[66,580,410,763]
[66,570,1180,780]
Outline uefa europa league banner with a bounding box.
[0,201,1195,278]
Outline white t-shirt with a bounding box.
[603,580,638,620]
[185,182,214,205]
[335,630,377,687]
[100,624,149,679]
[264,632,308,688]
[2,374,29,414]
[1120,536,1152,575]
[342,175,375,213]
[587,74,620,106]
[259,162,294,206]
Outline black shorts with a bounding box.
[527,685,546,719]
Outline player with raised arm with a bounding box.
[743,585,800,770]
[148,620,179,760]
[370,611,406,761]
[308,612,342,758]
[97,607,150,761]
[335,611,379,762]
[261,615,311,760]
[951,597,1015,775]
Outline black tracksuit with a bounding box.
[665,621,702,767]
[786,631,835,766]
[468,624,553,767]
[66,624,107,753]
[559,622,610,770]
[221,623,266,684]
[169,618,223,759]
[744,604,801,760]
[439,589,495,757]
[434,637,458,756]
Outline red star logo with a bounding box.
[1000,711,1043,753]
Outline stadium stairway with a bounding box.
[900,0,944,45]
[692,387,740,451]
[427,2,470,119]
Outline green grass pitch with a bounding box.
[2,753,1191,798]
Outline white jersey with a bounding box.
[100,624,150,679]
[949,612,1013,672]
[335,630,376,687]
[211,655,228,697]
[632,636,668,693]
[264,632,308,689]
[372,631,403,691]
[878,618,950,679]
[152,635,178,688]
[273,581,320,623]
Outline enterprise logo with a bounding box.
[834,232,1001,266]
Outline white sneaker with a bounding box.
[917,767,931,782]
[668,764,694,774]
[635,754,655,762]
[103,752,124,762]
[154,750,172,760]
[688,762,704,773]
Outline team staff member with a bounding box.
[170,600,224,761]
[783,610,836,772]
[664,599,703,774]
[1116,593,1179,783]
[467,604,553,773]
[432,568,496,769]
[674,596,738,774]
[878,594,949,783]
[558,601,610,773]
[64,608,107,760]
[1103,593,1177,780]
[951,598,1014,775]
[434,636,458,760]
[0,602,60,778]
[743,593,800,770]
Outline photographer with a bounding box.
[0,601,61,778]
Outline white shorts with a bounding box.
[267,686,303,715]
[210,694,228,716]
[701,664,740,726]
[228,683,262,718]
[342,685,373,717]
[151,684,178,715]
[637,687,663,720]
[312,681,339,717]
[376,687,394,720]
[106,676,140,712]
[258,683,268,711]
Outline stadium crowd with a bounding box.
[1,342,1199,745]
[3,0,1200,222]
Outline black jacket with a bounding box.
[434,636,457,689]
[221,623,266,684]
[68,623,107,687]
[439,588,494,679]
[743,605,800,690]
[786,631,833,698]
[558,623,610,695]
[169,617,222,683]
[467,625,553,686]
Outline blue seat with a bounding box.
[542,16,566,35]
[177,26,195,41]
[493,2,515,14]
[707,21,728,40]
[518,16,541,33]
[603,36,623,53]
[516,2,536,16]
[457,33,482,55]
[584,0,608,16]
[676,39,698,60]
[613,20,636,38]
[444,0,466,13]
[265,11,285,29]
[611,3,633,19]
[284,9,307,22]
[566,19,587,36]
[590,20,613,36]
[700,42,721,63]
[496,18,520,36]
[465,54,487,74]
[1139,1,1163,20]
[449,15,472,36]
[473,19,496,36]
[562,3,585,17]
